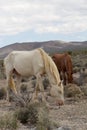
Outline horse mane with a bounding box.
[38,48,61,85]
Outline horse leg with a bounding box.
[6,71,17,101]
[15,74,22,96]
[67,72,69,83]
[32,73,48,104]
[37,74,47,102]
[58,70,62,80]
[31,75,39,101]
[67,72,73,84]
[63,72,66,85]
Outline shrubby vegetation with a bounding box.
[0,113,18,130]
[0,49,87,129]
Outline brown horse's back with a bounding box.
[52,53,73,85]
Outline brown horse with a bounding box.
[52,53,73,85]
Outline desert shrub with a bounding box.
[0,87,6,99]
[0,60,5,79]
[15,102,53,129]
[65,84,84,98]
[15,108,30,124]
[21,77,29,82]
[36,102,59,130]
[15,103,38,125]
[73,67,80,73]
[84,63,87,68]
[36,106,50,130]
[80,84,87,96]
[20,83,27,93]
[27,103,39,124]
[0,113,18,130]
[43,77,50,90]
[32,80,36,88]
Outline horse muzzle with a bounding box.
[56,99,64,106]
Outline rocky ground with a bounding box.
[0,79,87,130]
[50,98,87,130]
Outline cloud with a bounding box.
[0,0,87,36]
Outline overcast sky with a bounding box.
[0,0,87,48]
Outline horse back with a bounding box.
[4,49,44,76]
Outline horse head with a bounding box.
[49,81,64,106]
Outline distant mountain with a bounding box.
[0,40,87,59]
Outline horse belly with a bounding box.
[14,64,33,77]
[13,58,33,77]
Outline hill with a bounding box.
[0,40,87,58]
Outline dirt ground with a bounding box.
[0,79,87,130]
[50,98,87,130]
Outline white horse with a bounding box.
[4,48,64,105]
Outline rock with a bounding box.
[56,126,71,130]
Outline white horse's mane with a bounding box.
[38,48,61,85]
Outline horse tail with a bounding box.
[38,48,61,85]
[4,52,17,94]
